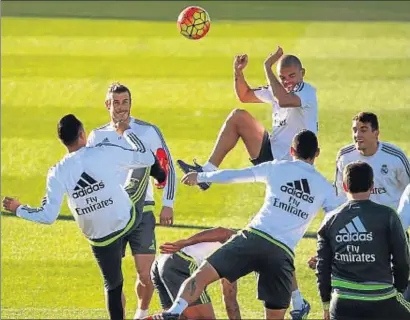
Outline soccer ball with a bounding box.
[177,6,211,40]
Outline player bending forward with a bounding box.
[150,227,240,320]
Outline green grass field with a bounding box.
[2,1,410,319]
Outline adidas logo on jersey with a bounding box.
[72,172,105,198]
[336,216,373,243]
[280,179,314,203]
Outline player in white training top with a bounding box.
[147,130,342,320]
[2,115,154,320]
[87,83,177,319]
[151,227,240,319]
[177,46,317,318]
[334,112,410,210]
[397,183,410,302]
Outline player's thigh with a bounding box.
[233,109,267,159]
[184,303,216,320]
[91,238,124,290]
[123,210,157,258]
[256,239,294,310]
[150,258,173,309]
[206,230,257,283]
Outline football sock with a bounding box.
[167,298,189,315]
[291,289,304,310]
[203,162,218,172]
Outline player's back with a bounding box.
[248,159,338,251]
[54,146,135,240]
[320,200,409,294]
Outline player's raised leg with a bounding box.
[177,109,268,190]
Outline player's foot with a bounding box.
[154,148,169,189]
[177,159,211,191]
[143,312,180,320]
[290,299,311,320]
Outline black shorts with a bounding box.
[151,252,211,309]
[330,293,410,319]
[207,228,294,309]
[122,209,156,256]
[250,131,274,166]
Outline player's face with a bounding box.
[106,92,131,123]
[352,121,379,151]
[277,65,304,92]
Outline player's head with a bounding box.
[290,130,320,162]
[343,161,374,195]
[105,82,132,123]
[57,114,86,148]
[277,55,305,92]
[352,112,379,152]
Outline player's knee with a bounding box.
[191,262,220,286]
[228,108,249,123]
[137,270,153,287]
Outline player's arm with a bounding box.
[3,167,65,224]
[184,162,271,186]
[159,227,236,254]
[315,218,333,312]
[322,183,345,214]
[334,153,347,200]
[398,184,410,231]
[395,151,410,189]
[146,126,177,209]
[233,54,266,103]
[389,210,410,292]
[220,278,241,320]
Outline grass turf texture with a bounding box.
[2,1,410,319]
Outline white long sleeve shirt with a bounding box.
[197,160,342,252]
[87,117,177,208]
[181,242,222,266]
[254,82,318,160]
[398,184,410,230]
[334,142,410,209]
[17,130,155,243]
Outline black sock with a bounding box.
[107,282,123,320]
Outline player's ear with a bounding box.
[374,129,379,139]
[290,146,296,157]
[315,147,320,158]
[342,182,348,193]
[104,99,110,111]
[301,68,305,77]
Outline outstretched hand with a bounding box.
[2,196,21,213]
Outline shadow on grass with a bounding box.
[2,1,410,22]
[1,211,317,239]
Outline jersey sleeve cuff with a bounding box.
[162,200,174,208]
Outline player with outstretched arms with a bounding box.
[316,161,410,319]
[150,227,240,320]
[147,130,342,320]
[87,83,177,319]
[2,114,155,320]
[177,46,318,318]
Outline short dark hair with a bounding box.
[279,55,303,69]
[105,82,132,102]
[343,161,374,193]
[352,112,379,131]
[292,130,318,160]
[57,114,83,146]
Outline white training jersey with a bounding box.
[254,82,318,160]
[87,117,177,208]
[398,184,410,230]
[197,160,342,251]
[16,130,155,241]
[181,241,222,266]
[334,142,410,210]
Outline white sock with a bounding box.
[203,161,218,172]
[134,309,148,319]
[167,298,189,314]
[291,289,304,310]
